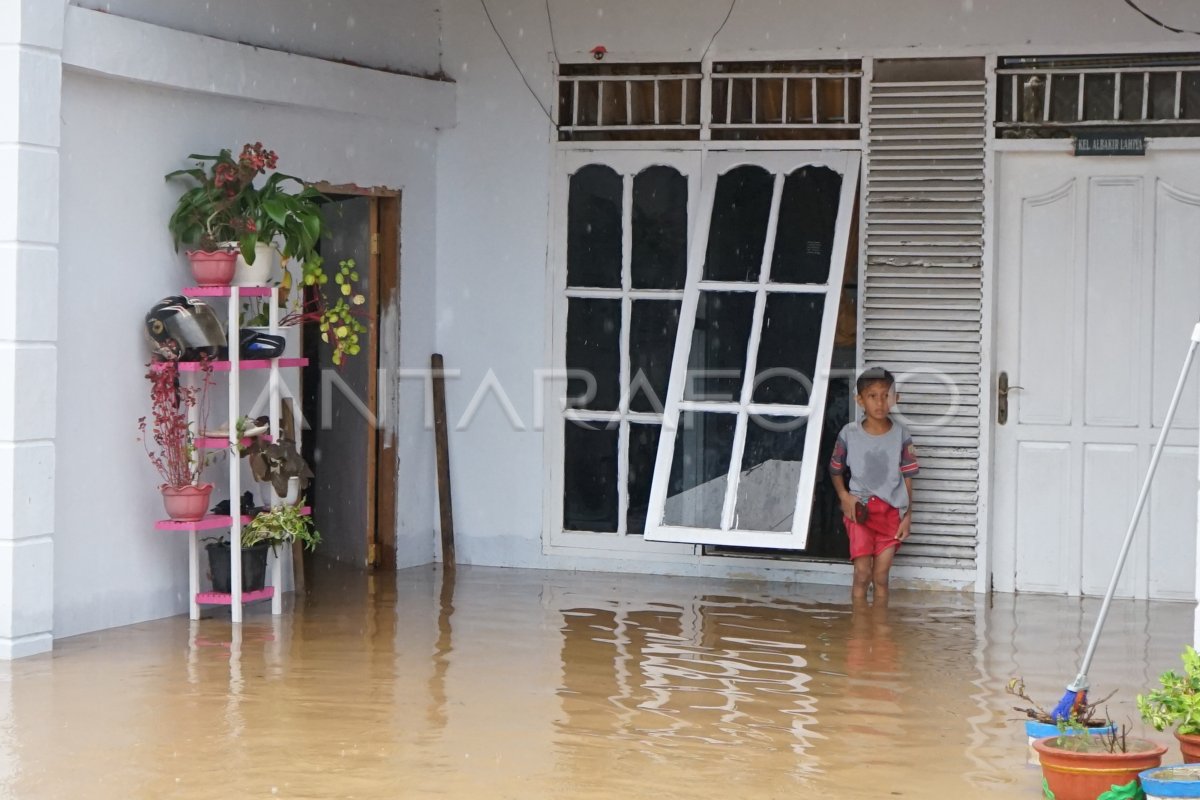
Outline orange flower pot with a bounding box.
[1033,736,1166,800]
[161,483,214,522]
[1178,730,1200,763]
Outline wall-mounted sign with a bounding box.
[1074,132,1146,157]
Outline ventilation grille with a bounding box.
[863,59,986,570]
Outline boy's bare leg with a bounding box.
[871,545,899,603]
[851,556,873,601]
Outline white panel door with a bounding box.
[993,151,1200,599]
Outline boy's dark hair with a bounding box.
[856,367,895,395]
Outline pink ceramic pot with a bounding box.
[160,483,214,521]
[186,250,237,286]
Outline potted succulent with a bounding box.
[138,361,216,521]
[1034,724,1167,800]
[1138,645,1200,762]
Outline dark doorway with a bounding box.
[301,193,400,570]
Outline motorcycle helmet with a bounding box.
[145,296,227,361]
[239,329,286,360]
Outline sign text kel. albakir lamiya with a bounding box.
[1073,131,1146,156]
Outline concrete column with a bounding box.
[0,0,66,659]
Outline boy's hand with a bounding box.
[838,493,858,522]
[895,514,912,541]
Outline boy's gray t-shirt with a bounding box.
[828,420,920,511]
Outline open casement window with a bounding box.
[645,151,861,549]
[557,151,701,539]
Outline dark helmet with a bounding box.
[145,296,227,361]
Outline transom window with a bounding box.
[996,53,1200,137]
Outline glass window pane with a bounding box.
[1119,74,1144,121]
[683,291,756,402]
[568,165,622,288]
[770,166,843,285]
[1083,73,1115,121]
[752,293,825,406]
[702,165,774,282]
[1184,72,1200,119]
[626,423,662,535]
[732,417,807,532]
[632,167,688,290]
[629,300,680,413]
[663,411,737,529]
[1050,74,1080,122]
[566,298,621,411]
[564,421,618,532]
[1149,72,1176,120]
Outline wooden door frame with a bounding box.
[309,183,401,570]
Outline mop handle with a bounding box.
[1070,330,1200,691]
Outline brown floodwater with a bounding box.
[0,562,1191,798]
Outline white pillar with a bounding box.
[0,0,67,659]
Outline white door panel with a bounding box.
[994,151,1200,599]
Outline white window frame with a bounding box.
[645,150,862,550]
[547,149,703,553]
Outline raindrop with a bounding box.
[597,8,604,17]
[347,16,357,29]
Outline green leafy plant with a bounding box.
[165,156,244,252]
[242,503,322,552]
[1139,645,1200,735]
[239,257,367,366]
[166,143,326,273]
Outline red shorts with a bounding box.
[844,496,902,559]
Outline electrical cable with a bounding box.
[546,0,561,64]
[700,0,738,63]
[479,0,555,123]
[1122,0,1200,37]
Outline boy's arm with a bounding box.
[831,473,858,521]
[829,432,858,520]
[896,476,914,541]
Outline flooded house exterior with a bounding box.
[4,0,1200,657]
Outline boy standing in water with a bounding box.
[828,368,919,602]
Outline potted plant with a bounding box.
[138,360,216,521]
[165,155,244,286]
[1138,645,1200,762]
[1007,677,1117,764]
[168,143,326,286]
[1140,765,1200,799]
[242,503,322,552]
[204,535,271,595]
[1033,724,1167,800]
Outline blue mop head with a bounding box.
[1050,689,1087,722]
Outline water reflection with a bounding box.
[0,565,1190,799]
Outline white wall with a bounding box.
[70,0,441,77]
[53,10,445,637]
[434,0,1197,572]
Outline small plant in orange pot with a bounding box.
[138,360,216,521]
[1139,645,1200,762]
[1033,723,1166,800]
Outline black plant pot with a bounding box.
[205,541,270,594]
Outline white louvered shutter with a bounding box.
[863,59,986,569]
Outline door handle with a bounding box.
[997,371,1024,425]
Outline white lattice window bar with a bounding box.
[557,61,862,141]
[996,60,1200,129]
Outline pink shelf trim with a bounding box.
[155,515,233,532]
[184,286,272,298]
[154,507,310,532]
[196,587,275,605]
[194,435,273,450]
[153,357,308,373]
